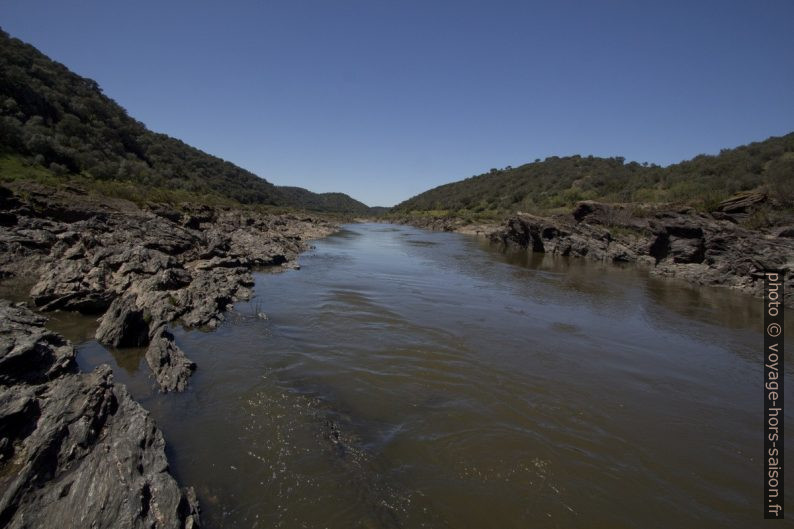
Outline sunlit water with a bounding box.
[28,223,793,528]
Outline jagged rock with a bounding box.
[177,267,246,328]
[180,205,215,230]
[148,204,182,223]
[146,327,196,393]
[140,225,197,256]
[491,213,627,263]
[646,213,708,264]
[95,294,150,348]
[31,259,115,314]
[0,184,336,391]
[572,200,600,222]
[0,301,200,529]
[152,268,193,291]
[716,191,767,214]
[0,307,74,386]
[571,200,623,224]
[488,202,794,306]
[193,256,247,270]
[117,247,176,276]
[668,237,706,264]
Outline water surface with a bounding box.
[69,223,791,528]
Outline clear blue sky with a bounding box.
[1,1,792,206]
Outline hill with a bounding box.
[0,28,369,213]
[393,133,794,219]
[277,186,371,215]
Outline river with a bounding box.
[61,223,791,528]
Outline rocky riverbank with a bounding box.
[387,214,500,236]
[395,196,794,306]
[0,300,200,528]
[0,182,338,527]
[0,183,337,391]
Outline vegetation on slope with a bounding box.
[0,28,370,213]
[277,187,371,215]
[392,133,794,221]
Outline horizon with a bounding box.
[1,1,792,207]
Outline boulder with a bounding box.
[95,294,151,348]
[715,191,767,214]
[146,327,196,393]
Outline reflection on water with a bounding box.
[0,274,102,344]
[44,310,101,345]
[21,223,792,528]
[643,274,765,331]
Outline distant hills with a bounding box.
[2,28,791,221]
[276,187,371,215]
[393,132,794,218]
[0,29,370,214]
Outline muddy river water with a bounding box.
[42,223,792,528]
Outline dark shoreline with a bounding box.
[388,199,794,307]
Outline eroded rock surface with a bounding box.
[146,327,196,393]
[489,202,794,305]
[0,300,200,528]
[0,183,336,391]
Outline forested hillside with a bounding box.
[0,29,370,213]
[277,187,371,215]
[393,133,794,216]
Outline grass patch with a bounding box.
[0,154,62,186]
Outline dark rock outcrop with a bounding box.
[0,183,336,391]
[715,191,767,217]
[0,300,200,529]
[145,328,196,393]
[95,294,151,348]
[489,201,794,306]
